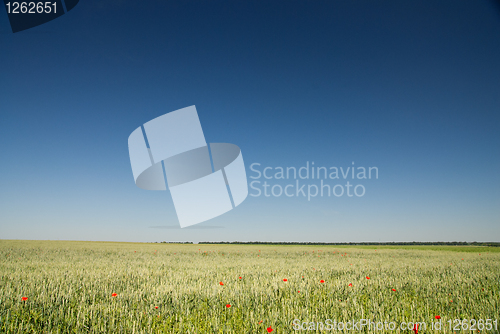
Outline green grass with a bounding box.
[331,245,500,253]
[0,240,499,333]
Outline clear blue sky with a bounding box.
[1,0,499,242]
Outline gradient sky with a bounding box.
[1,0,499,242]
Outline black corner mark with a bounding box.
[64,0,77,11]
[3,0,79,33]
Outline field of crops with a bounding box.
[0,240,499,333]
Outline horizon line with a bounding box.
[1,239,499,246]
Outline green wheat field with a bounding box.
[0,240,499,333]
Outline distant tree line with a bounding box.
[157,241,194,244]
[195,241,500,247]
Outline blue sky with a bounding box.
[1,0,499,242]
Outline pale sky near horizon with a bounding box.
[1,0,499,242]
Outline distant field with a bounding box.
[1,240,499,333]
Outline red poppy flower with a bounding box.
[298,291,300,293]
[21,297,28,301]
[226,304,231,308]
[112,293,117,297]
[435,315,441,319]
[366,276,370,279]
[320,280,325,283]
[392,289,396,291]
[267,326,273,333]
[283,278,287,282]
[348,283,352,287]
[219,282,224,286]
[239,277,242,279]
[155,306,158,309]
